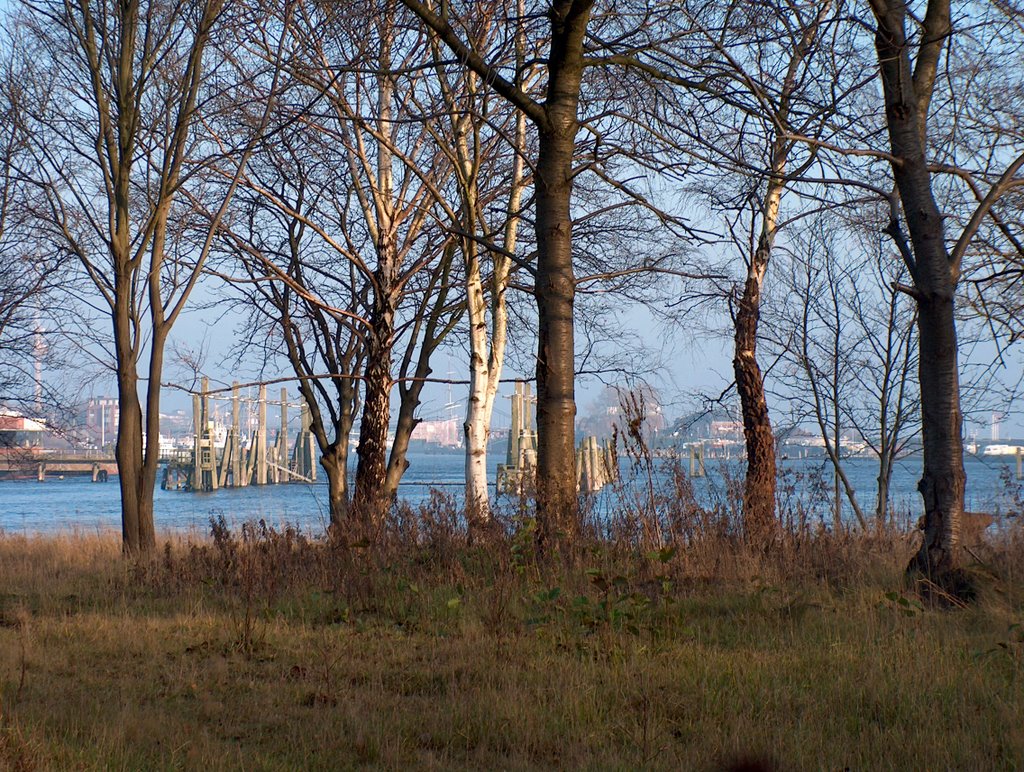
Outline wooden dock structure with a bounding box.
[0,454,118,482]
[497,382,617,495]
[162,379,317,492]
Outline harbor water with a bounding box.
[0,450,1020,535]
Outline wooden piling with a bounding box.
[278,387,289,483]
[508,386,521,467]
[192,391,202,489]
[294,401,317,481]
[232,381,243,487]
[689,444,705,478]
[206,376,218,492]
[256,385,267,485]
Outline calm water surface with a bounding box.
[0,451,1019,535]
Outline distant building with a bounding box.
[668,406,741,443]
[992,412,1005,442]
[710,420,743,440]
[76,396,119,446]
[0,412,46,452]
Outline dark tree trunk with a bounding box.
[910,295,965,574]
[870,0,964,576]
[385,391,418,501]
[384,260,455,501]
[352,296,395,534]
[325,375,357,533]
[139,330,165,551]
[114,368,144,554]
[733,269,777,547]
[531,1,593,550]
[875,448,892,526]
[321,442,350,530]
[534,127,578,547]
[113,285,156,556]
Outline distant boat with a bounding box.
[982,444,1023,456]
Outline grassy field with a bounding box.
[1,521,1023,771]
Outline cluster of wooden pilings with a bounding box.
[162,379,317,492]
[575,435,618,493]
[496,382,538,493]
[496,382,618,495]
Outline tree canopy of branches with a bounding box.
[14,0,280,553]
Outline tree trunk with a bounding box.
[385,385,419,500]
[534,124,579,547]
[910,295,965,575]
[532,2,593,549]
[321,441,350,530]
[112,288,147,555]
[139,328,166,552]
[870,0,964,576]
[463,234,506,529]
[875,448,891,526]
[462,185,492,527]
[114,369,144,554]
[733,158,786,548]
[396,0,594,550]
[352,306,394,535]
[463,331,492,534]
[733,269,777,547]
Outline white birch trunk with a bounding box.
[460,64,526,523]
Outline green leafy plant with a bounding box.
[881,591,924,617]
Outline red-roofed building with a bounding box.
[0,412,46,453]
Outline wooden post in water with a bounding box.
[522,382,535,456]
[591,436,599,492]
[508,385,521,467]
[231,382,244,487]
[690,443,705,478]
[1018,447,1022,481]
[192,390,202,489]
[577,435,614,494]
[604,438,618,486]
[190,376,218,491]
[205,377,218,491]
[517,382,537,471]
[294,401,316,481]
[582,436,595,493]
[256,385,268,485]
[278,387,289,483]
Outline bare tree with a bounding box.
[399,0,727,548]
[771,217,919,529]
[211,132,367,529]
[16,0,280,553]
[0,47,63,411]
[399,0,598,546]
[664,0,859,546]
[865,0,1024,579]
[210,1,461,536]
[410,2,534,528]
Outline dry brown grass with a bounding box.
[1,505,1023,770]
